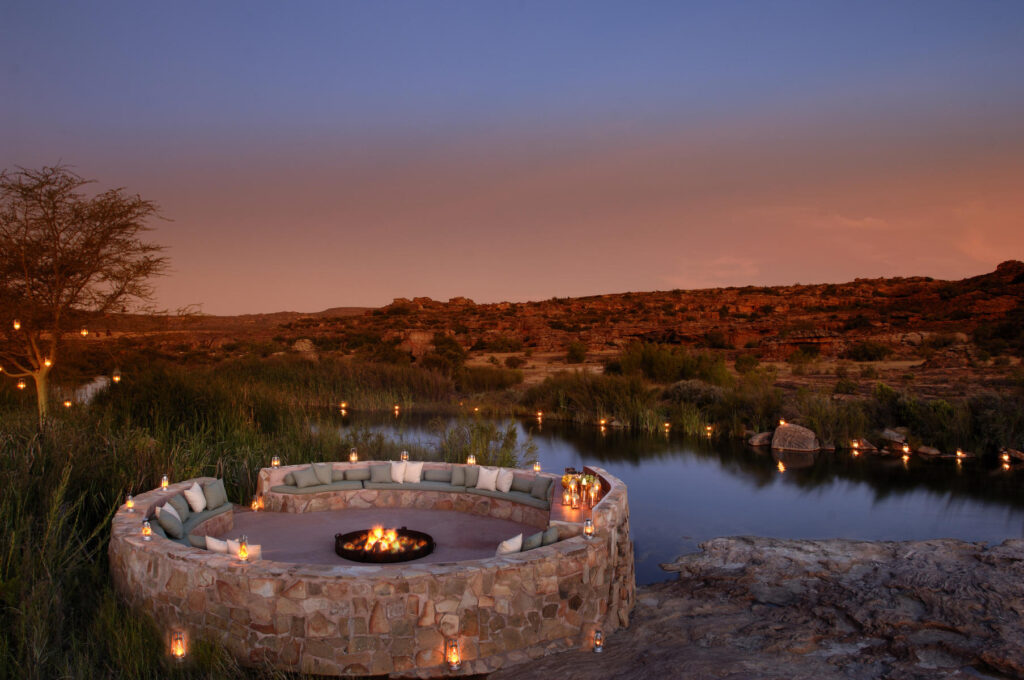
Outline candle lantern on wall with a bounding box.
[125,494,135,513]
[112,369,121,383]
[533,461,541,473]
[400,450,409,462]
[271,455,281,467]
[12,320,20,331]
[16,380,26,390]
[445,638,461,670]
[593,630,604,653]
[142,521,153,541]
[251,496,259,512]
[80,327,89,337]
[161,474,169,490]
[350,448,359,463]
[571,493,580,510]
[238,535,249,562]
[466,454,476,465]
[583,518,595,539]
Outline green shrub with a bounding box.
[615,342,731,386]
[845,341,893,362]
[734,354,760,374]
[565,341,587,364]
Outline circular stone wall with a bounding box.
[108,466,635,677]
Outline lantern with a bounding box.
[238,535,249,562]
[583,518,595,539]
[170,631,186,661]
[779,419,786,427]
[1001,452,1011,464]
[466,454,476,465]
[536,410,543,419]
[533,461,541,473]
[161,474,169,490]
[271,455,281,467]
[16,380,26,390]
[400,450,409,462]
[142,521,153,541]
[956,449,965,460]
[589,485,598,506]
[339,401,348,409]
[571,493,580,510]
[112,369,122,383]
[902,443,910,455]
[705,424,713,436]
[663,421,671,431]
[250,496,259,512]
[349,448,359,463]
[593,629,604,653]
[63,399,72,408]
[562,489,571,506]
[473,406,479,413]
[445,638,461,671]
[125,494,135,513]
[43,358,52,367]
[12,320,20,331]
[598,418,607,427]
[80,328,89,337]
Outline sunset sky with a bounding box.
[4,2,1023,314]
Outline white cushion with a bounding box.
[247,544,262,561]
[226,539,240,557]
[161,503,180,521]
[153,505,161,518]
[476,466,499,491]
[496,533,523,555]
[496,469,514,493]
[389,461,407,485]
[206,537,228,554]
[184,482,207,513]
[404,461,424,483]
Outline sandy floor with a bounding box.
[224,508,536,566]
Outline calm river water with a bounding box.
[337,413,1024,584]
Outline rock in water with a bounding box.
[771,423,820,451]
[748,431,773,447]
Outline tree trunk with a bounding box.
[34,369,49,424]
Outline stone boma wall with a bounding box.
[108,467,635,677]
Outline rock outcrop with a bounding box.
[491,536,1024,680]
[771,423,820,451]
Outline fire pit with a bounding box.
[335,525,434,563]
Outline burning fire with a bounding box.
[343,525,427,555]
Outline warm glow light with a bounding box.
[445,638,461,670]
[473,406,479,413]
[663,421,671,430]
[902,454,910,464]
[466,454,476,465]
[598,418,607,427]
[533,461,541,473]
[562,490,571,506]
[339,401,348,409]
[238,535,249,561]
[589,485,598,505]
[16,380,26,390]
[393,404,400,412]
[583,518,595,539]
[43,358,52,367]
[400,450,409,462]
[778,419,786,427]
[536,410,543,418]
[161,474,169,490]
[250,496,259,512]
[1001,452,1011,463]
[851,440,859,449]
[956,449,965,459]
[571,493,580,510]
[777,460,785,473]
[593,629,604,653]
[1003,462,1011,471]
[125,494,134,512]
[350,448,358,463]
[271,455,281,467]
[902,443,910,454]
[170,632,186,661]
[112,369,122,383]
[142,520,152,540]
[63,399,72,408]
[258,495,264,510]
[12,320,20,331]
[80,328,89,337]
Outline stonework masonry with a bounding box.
[108,466,635,677]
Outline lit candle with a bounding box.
[571,493,580,510]
[593,629,604,653]
[779,419,786,427]
[16,380,26,390]
[466,454,476,465]
[12,320,20,330]
[125,494,135,513]
[445,638,461,670]
[238,535,249,562]
[339,401,348,409]
[112,369,121,383]
[663,422,671,431]
[536,410,543,418]
[80,328,89,337]
[598,418,607,427]
[63,399,72,408]
[902,443,910,454]
[170,631,186,661]
[583,518,595,539]
[562,489,571,506]
[257,495,264,510]
[43,358,52,367]
[271,455,281,467]
[533,461,541,473]
[250,496,259,512]
[161,474,169,490]
[589,485,598,505]
[142,521,153,541]
[400,450,409,462]
[1001,452,1011,463]
[350,448,358,463]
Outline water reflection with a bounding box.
[333,411,1024,584]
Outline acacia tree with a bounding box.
[0,165,168,422]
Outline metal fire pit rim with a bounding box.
[334,526,435,563]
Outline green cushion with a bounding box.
[312,463,334,485]
[542,526,560,546]
[522,531,544,551]
[269,480,363,494]
[202,479,229,510]
[157,507,185,539]
[181,502,233,534]
[292,466,321,488]
[346,466,371,481]
[364,481,466,492]
[450,466,466,486]
[332,468,347,482]
[188,534,208,549]
[167,494,191,523]
[511,474,533,494]
[283,472,295,486]
[149,521,167,539]
[423,468,452,483]
[530,476,553,501]
[369,464,391,483]
[464,466,479,488]
[466,487,550,510]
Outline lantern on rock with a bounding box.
[583,518,595,539]
[125,494,135,513]
[271,455,281,468]
[161,474,169,490]
[142,521,153,541]
[112,369,122,384]
[593,629,604,653]
[445,638,461,670]
[466,454,476,465]
[533,461,541,473]
[170,631,186,661]
[238,536,249,562]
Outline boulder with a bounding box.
[748,432,773,447]
[916,445,942,458]
[880,428,907,444]
[292,338,316,354]
[771,423,820,452]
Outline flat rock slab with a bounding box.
[227,508,535,565]
[491,536,1024,680]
